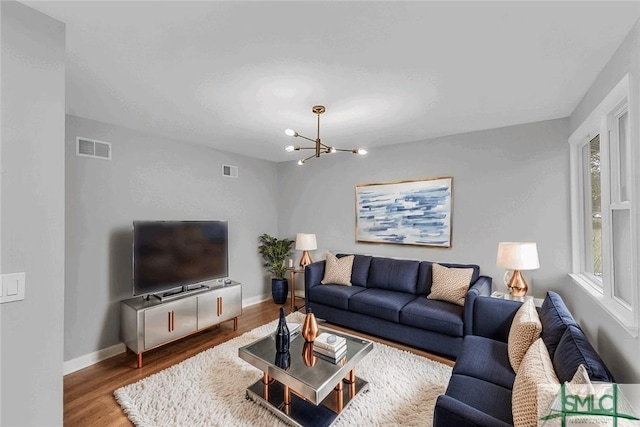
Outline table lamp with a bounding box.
[496,242,540,297]
[296,233,317,268]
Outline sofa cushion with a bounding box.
[367,257,420,294]
[427,263,474,306]
[445,374,514,425]
[321,252,354,286]
[512,338,559,427]
[400,297,464,337]
[553,324,614,383]
[338,254,372,287]
[307,283,366,310]
[349,289,416,323]
[539,291,577,360]
[417,261,481,295]
[508,299,542,372]
[452,335,514,390]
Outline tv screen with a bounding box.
[133,221,229,296]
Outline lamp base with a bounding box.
[299,251,313,268]
[507,270,529,297]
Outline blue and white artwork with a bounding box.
[356,177,452,247]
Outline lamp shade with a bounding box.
[295,233,317,251]
[496,242,540,270]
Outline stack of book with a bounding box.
[313,333,347,363]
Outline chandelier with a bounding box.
[284,105,367,165]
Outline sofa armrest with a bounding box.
[304,260,325,309]
[433,395,512,427]
[472,296,522,342]
[463,276,492,336]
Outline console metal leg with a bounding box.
[137,353,143,369]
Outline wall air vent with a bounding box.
[222,164,238,178]
[76,137,111,160]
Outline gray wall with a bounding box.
[65,115,279,361]
[567,19,640,382]
[278,118,571,299]
[1,2,65,425]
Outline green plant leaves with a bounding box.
[258,233,294,280]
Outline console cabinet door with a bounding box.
[144,298,197,349]
[197,286,242,329]
[217,286,242,323]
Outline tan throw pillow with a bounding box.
[514,350,597,427]
[508,298,542,372]
[512,338,559,427]
[321,252,354,286]
[427,263,473,306]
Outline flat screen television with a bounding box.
[133,220,229,296]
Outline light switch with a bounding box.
[7,278,18,295]
[1,272,26,303]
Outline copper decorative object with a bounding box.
[302,342,317,367]
[302,309,319,342]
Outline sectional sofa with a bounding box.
[304,254,492,359]
[433,291,615,426]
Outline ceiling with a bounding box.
[24,1,640,162]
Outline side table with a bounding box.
[288,268,306,313]
[490,291,544,308]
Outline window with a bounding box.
[582,135,602,279]
[569,74,638,335]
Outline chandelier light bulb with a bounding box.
[329,147,336,153]
[285,145,295,152]
[357,148,368,155]
[284,129,297,137]
[297,159,305,166]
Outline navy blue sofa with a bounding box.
[433,291,615,426]
[304,254,492,359]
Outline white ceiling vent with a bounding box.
[222,164,238,178]
[76,137,111,160]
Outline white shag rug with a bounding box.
[114,312,452,426]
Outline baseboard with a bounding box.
[63,342,126,376]
[242,293,271,307]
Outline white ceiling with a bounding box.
[24,1,640,162]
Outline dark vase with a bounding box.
[271,278,289,305]
[275,351,291,370]
[275,307,290,353]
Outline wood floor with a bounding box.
[64,298,454,426]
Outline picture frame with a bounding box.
[355,177,453,248]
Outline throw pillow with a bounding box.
[508,298,543,372]
[321,252,354,286]
[427,263,474,306]
[513,350,596,427]
[512,338,559,427]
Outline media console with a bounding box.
[120,281,242,368]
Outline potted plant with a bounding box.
[258,233,295,304]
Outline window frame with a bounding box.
[569,74,639,336]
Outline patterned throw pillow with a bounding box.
[512,338,559,427]
[427,263,474,306]
[508,298,543,372]
[321,252,354,286]
[513,339,596,427]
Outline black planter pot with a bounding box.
[271,278,289,304]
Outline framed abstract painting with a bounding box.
[355,177,453,248]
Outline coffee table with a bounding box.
[238,327,373,427]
